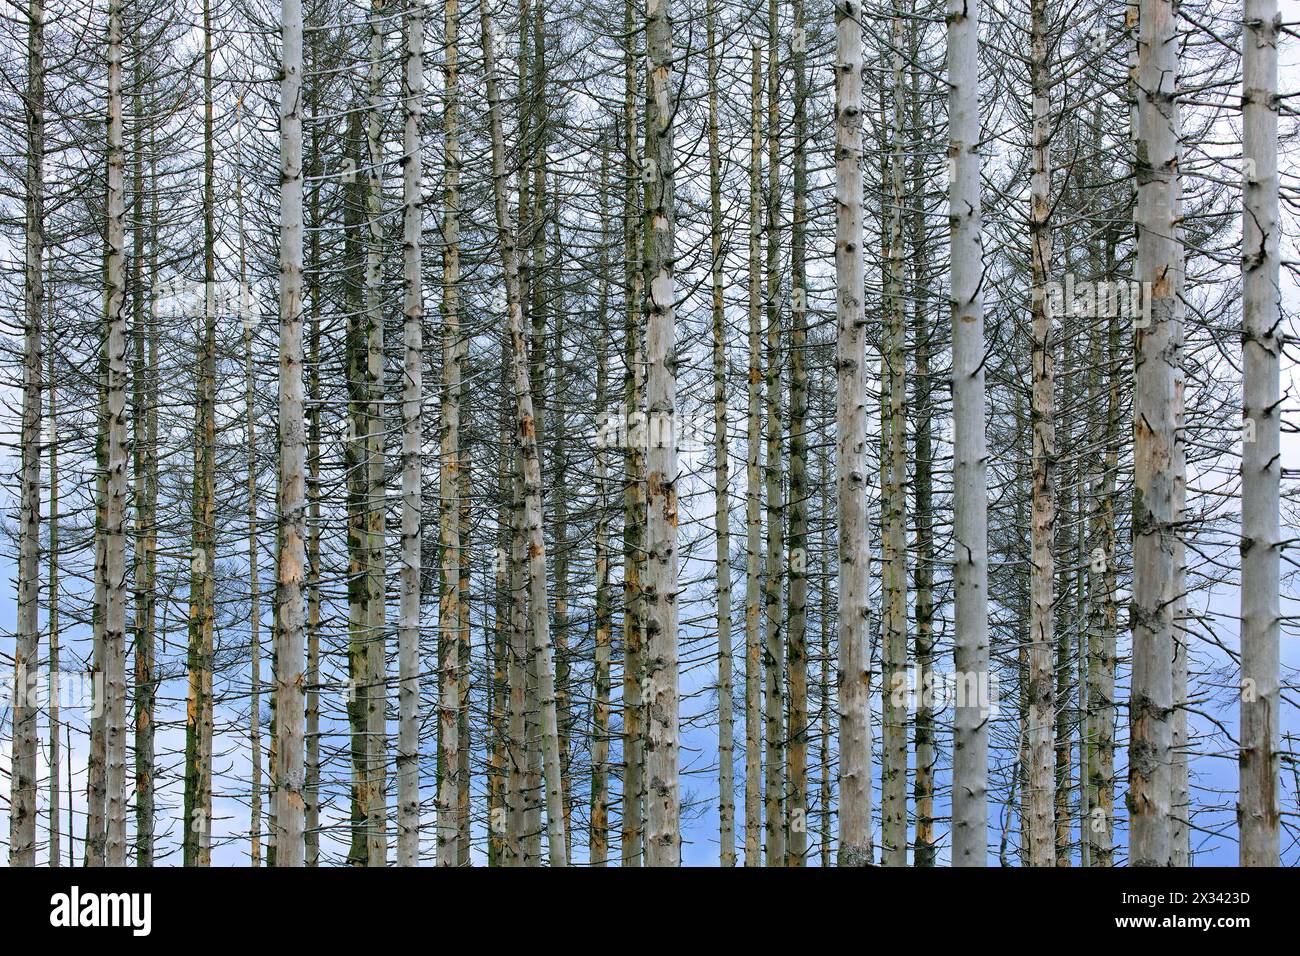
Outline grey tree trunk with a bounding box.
[363,0,388,867]
[762,0,786,868]
[1238,0,1281,868]
[591,144,614,865]
[303,28,323,864]
[705,0,735,868]
[620,0,646,865]
[785,0,809,869]
[1129,0,1181,868]
[274,0,308,867]
[744,43,764,867]
[48,331,61,867]
[9,0,43,869]
[183,0,217,868]
[102,0,129,869]
[437,0,463,868]
[880,7,908,868]
[234,102,260,865]
[947,0,990,866]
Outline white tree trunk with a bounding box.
[947,0,990,866]
[1129,0,1181,868]
[1026,0,1056,868]
[643,0,680,867]
[834,1,872,868]
[275,0,308,867]
[398,0,426,868]
[9,0,43,869]
[1239,0,1281,868]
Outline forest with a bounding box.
[0,0,1294,869]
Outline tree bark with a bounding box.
[706,0,735,868]
[399,0,427,868]
[1238,0,1281,868]
[762,0,786,868]
[1026,0,1056,868]
[591,142,614,865]
[184,0,217,867]
[947,0,990,866]
[101,0,130,869]
[274,0,308,867]
[437,0,463,868]
[785,0,809,869]
[620,0,646,865]
[643,0,680,867]
[744,43,764,867]
[835,0,872,867]
[1129,0,1181,868]
[880,6,908,868]
[9,0,44,870]
[481,5,567,865]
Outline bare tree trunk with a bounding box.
[1239,0,1281,868]
[642,0,680,867]
[1090,292,1120,866]
[482,5,567,865]
[706,0,735,868]
[744,42,764,867]
[552,270,574,864]
[136,142,159,865]
[457,459,472,863]
[101,0,130,869]
[344,109,372,867]
[762,0,786,869]
[9,0,44,870]
[1026,0,1056,868]
[363,0,388,867]
[303,32,323,865]
[620,0,646,865]
[879,6,908,869]
[184,0,217,867]
[785,0,809,869]
[504,381,526,866]
[591,144,614,865]
[908,28,935,865]
[48,329,61,867]
[1129,0,1181,868]
[489,409,508,867]
[86,361,107,868]
[818,473,833,867]
[1170,145,1189,865]
[947,0,990,866]
[437,0,463,868]
[399,0,427,868]
[274,0,308,867]
[834,1,872,868]
[235,100,261,866]
[1054,386,1075,865]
